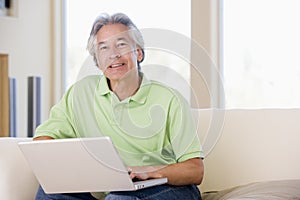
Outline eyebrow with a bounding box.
[98,37,129,46]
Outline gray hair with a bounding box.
[87,13,145,68]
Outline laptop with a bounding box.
[18,137,168,194]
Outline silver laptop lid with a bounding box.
[18,137,138,193]
[18,137,167,193]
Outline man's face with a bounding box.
[96,23,143,82]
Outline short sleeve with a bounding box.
[34,88,77,139]
[167,91,204,162]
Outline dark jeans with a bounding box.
[36,184,202,200]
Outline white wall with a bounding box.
[0,0,52,137]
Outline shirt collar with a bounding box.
[98,76,111,96]
[98,73,151,104]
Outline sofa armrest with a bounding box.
[0,138,39,200]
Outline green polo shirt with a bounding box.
[34,75,203,166]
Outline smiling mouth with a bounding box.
[109,63,125,68]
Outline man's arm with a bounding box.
[33,136,54,140]
[129,157,204,185]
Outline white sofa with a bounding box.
[1,109,300,199]
[0,138,39,200]
[196,109,300,199]
[196,109,300,192]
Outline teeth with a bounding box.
[111,63,123,68]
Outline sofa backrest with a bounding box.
[195,109,300,192]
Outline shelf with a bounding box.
[0,54,9,137]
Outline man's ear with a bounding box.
[136,48,144,62]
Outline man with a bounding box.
[34,12,204,200]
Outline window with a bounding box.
[223,0,300,108]
[65,0,191,100]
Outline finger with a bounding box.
[129,172,136,179]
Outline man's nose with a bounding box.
[109,48,121,59]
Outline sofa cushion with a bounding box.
[202,179,300,200]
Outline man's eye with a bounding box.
[98,46,107,51]
[117,42,127,48]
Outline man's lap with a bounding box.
[36,184,202,200]
[106,184,202,200]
